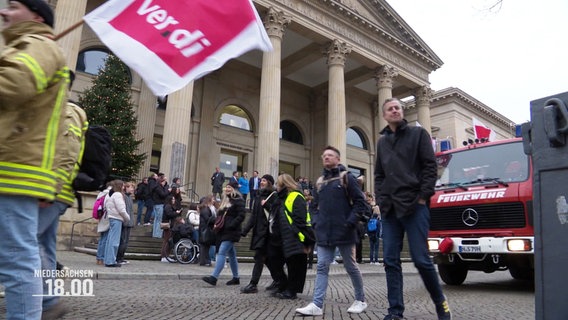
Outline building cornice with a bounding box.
[254,0,441,83]
[405,87,515,128]
[320,0,443,69]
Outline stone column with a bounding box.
[323,39,351,158]
[415,85,433,135]
[375,65,399,137]
[136,83,158,178]
[256,8,290,177]
[159,83,194,181]
[54,0,88,70]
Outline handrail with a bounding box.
[186,188,200,203]
[69,217,94,249]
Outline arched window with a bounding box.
[347,127,367,149]
[280,120,303,145]
[76,48,110,75]
[219,105,252,131]
[76,48,132,82]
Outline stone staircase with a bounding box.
[75,225,165,260]
[74,216,411,262]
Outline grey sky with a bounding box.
[390,0,567,124]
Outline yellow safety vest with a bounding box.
[284,191,311,242]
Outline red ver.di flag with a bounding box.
[84,0,273,96]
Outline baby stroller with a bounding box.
[166,218,199,264]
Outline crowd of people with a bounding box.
[0,0,450,318]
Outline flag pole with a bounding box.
[54,20,85,41]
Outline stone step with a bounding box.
[74,246,161,261]
[78,230,411,261]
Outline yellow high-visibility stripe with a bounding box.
[42,67,69,169]
[0,162,56,181]
[0,178,56,199]
[14,53,47,92]
[68,124,82,137]
[284,191,311,242]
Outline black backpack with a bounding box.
[73,126,112,191]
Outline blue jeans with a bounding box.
[369,234,380,263]
[152,204,164,238]
[96,231,109,261]
[104,219,123,265]
[136,199,145,225]
[382,204,445,317]
[143,202,154,224]
[38,201,68,309]
[211,241,239,279]
[312,244,365,308]
[192,229,199,243]
[209,245,216,261]
[0,195,42,319]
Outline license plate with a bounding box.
[459,245,481,253]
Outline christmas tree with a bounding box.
[78,54,145,180]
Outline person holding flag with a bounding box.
[0,1,69,319]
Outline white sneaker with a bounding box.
[347,300,368,314]
[296,302,323,316]
[160,257,168,263]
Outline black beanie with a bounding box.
[14,0,54,28]
[261,174,275,186]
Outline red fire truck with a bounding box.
[427,137,534,285]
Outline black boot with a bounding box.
[265,281,280,291]
[202,276,217,286]
[240,283,258,294]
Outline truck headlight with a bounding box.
[428,240,439,251]
[507,239,532,251]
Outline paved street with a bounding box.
[0,251,534,319]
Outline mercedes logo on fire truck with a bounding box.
[462,208,479,227]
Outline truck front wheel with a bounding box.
[438,264,468,285]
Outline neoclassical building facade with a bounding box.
[50,0,514,200]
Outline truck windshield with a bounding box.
[436,141,529,188]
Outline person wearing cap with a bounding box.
[202,182,245,286]
[239,174,278,294]
[0,1,69,319]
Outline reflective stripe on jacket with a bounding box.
[56,103,88,205]
[0,21,69,200]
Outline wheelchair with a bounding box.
[165,224,200,264]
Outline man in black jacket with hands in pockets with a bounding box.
[374,98,451,320]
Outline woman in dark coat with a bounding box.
[160,195,181,262]
[266,173,311,300]
[202,182,246,286]
[198,195,216,266]
[240,174,278,293]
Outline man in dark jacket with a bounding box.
[296,146,368,316]
[211,167,225,200]
[151,174,170,238]
[135,177,148,225]
[374,98,451,320]
[240,174,277,293]
[143,173,158,225]
[248,170,260,210]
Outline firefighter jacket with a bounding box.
[55,102,88,205]
[0,21,69,201]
